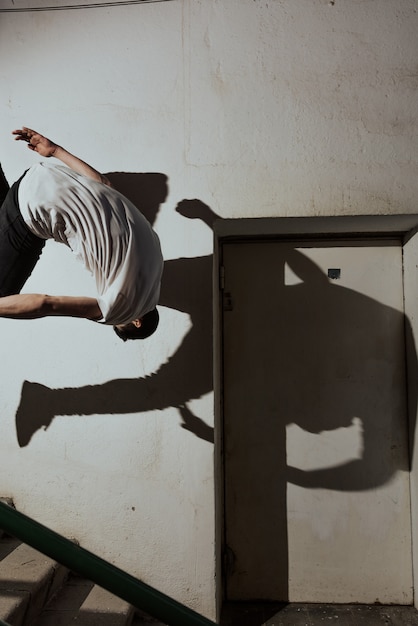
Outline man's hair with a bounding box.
[113,308,159,342]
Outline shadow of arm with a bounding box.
[178,404,214,443]
[175,199,221,230]
[287,418,405,491]
[286,460,394,491]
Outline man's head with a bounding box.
[113,307,159,342]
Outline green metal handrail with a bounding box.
[0,502,217,626]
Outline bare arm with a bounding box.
[12,127,112,186]
[0,294,102,321]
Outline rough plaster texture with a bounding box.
[0,0,417,618]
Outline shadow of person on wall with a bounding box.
[15,186,418,485]
[15,175,217,447]
[13,181,418,610]
[14,176,418,488]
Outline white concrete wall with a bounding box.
[0,0,417,618]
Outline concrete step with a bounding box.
[35,574,170,624]
[34,572,169,625]
[0,537,69,626]
[34,573,135,625]
[0,533,166,626]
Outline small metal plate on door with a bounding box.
[328,268,341,280]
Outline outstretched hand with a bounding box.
[12,127,58,157]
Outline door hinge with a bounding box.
[220,265,225,290]
[220,265,233,310]
[223,292,234,311]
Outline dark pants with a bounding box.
[0,173,45,297]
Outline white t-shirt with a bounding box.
[18,162,163,325]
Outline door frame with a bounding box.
[213,214,418,612]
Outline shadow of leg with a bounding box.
[16,381,57,447]
[15,325,213,447]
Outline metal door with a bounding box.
[222,240,413,603]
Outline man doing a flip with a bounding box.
[0,127,163,341]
